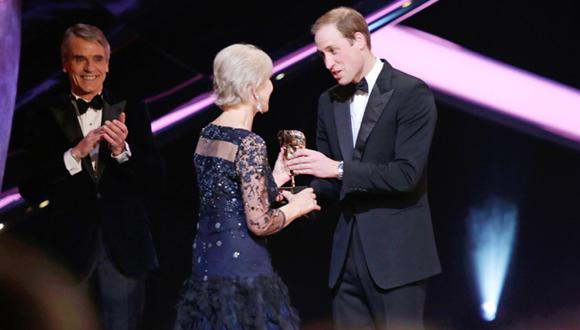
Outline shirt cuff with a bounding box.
[64,149,82,175]
[112,142,132,163]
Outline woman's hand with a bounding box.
[272,147,291,187]
[281,187,321,216]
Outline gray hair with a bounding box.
[212,44,273,108]
[61,23,111,63]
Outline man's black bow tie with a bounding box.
[73,94,104,114]
[353,78,368,93]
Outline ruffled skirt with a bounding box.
[174,274,300,330]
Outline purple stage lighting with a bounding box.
[0,0,21,191]
[372,25,580,143]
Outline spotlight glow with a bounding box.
[468,198,518,322]
[481,301,497,321]
[0,223,4,231]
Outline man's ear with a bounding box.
[353,32,366,50]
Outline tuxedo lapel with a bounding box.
[353,63,394,161]
[334,101,354,161]
[96,98,126,180]
[49,99,97,179]
[50,101,83,147]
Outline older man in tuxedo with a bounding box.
[18,23,162,330]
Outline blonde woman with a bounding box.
[174,44,320,330]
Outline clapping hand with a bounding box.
[102,112,128,156]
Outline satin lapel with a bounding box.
[49,102,82,147]
[353,62,395,161]
[49,101,96,179]
[334,101,354,161]
[353,89,393,160]
[96,99,126,181]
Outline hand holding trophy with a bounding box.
[277,130,307,193]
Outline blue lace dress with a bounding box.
[174,123,300,330]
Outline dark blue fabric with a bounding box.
[174,124,299,330]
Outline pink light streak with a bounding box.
[0,188,21,210]
[372,25,580,142]
[151,91,214,132]
[386,0,439,27]
[366,0,420,24]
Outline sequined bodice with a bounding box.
[191,123,280,280]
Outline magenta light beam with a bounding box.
[372,25,580,143]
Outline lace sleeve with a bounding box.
[236,134,286,236]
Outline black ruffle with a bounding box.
[174,274,300,330]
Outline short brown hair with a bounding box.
[311,7,371,50]
[61,23,111,64]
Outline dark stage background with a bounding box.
[2,1,580,329]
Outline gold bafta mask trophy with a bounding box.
[277,130,307,193]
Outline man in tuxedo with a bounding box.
[287,7,441,330]
[18,23,162,330]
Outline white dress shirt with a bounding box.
[350,58,384,146]
[64,93,131,175]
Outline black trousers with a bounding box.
[332,222,427,330]
[82,230,146,330]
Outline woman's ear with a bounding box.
[249,84,259,101]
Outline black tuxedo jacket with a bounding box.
[314,60,441,290]
[18,90,162,279]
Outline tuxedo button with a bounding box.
[96,193,102,199]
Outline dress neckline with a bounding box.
[208,122,252,133]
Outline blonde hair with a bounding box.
[311,7,372,50]
[212,44,273,108]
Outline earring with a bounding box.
[255,94,262,112]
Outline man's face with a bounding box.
[62,36,109,99]
[315,23,364,85]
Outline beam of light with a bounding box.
[368,0,438,32]
[0,189,22,210]
[151,91,214,133]
[467,197,518,321]
[0,0,21,191]
[371,25,580,143]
